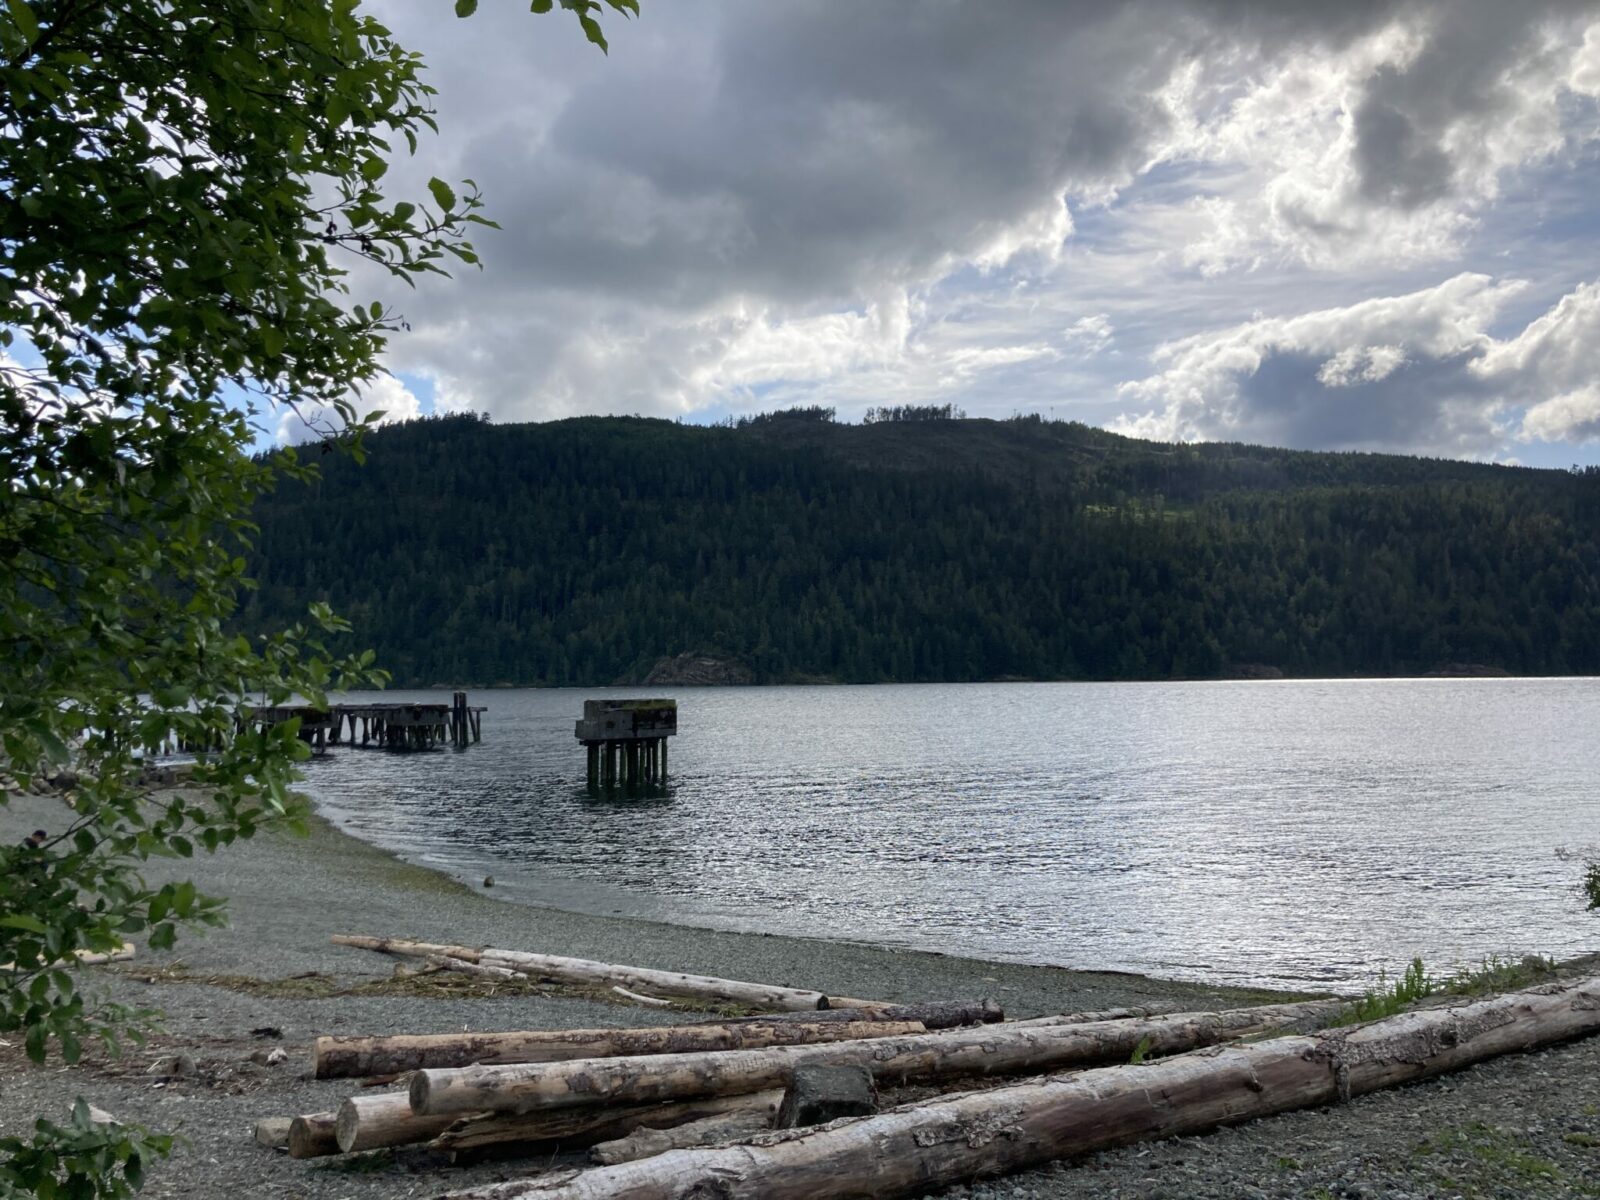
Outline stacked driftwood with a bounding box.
[267,935,1600,1200]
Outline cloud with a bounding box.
[346,0,1600,460]
[1112,273,1518,452]
[1477,280,1600,442]
[274,374,424,445]
[1114,272,1600,453]
[1063,314,1116,356]
[1164,6,1600,274]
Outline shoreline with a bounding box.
[7,789,1600,1199]
[0,787,1307,1014]
[415,671,1599,690]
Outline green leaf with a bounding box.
[578,12,609,51]
[24,1021,44,1064]
[33,724,69,765]
[530,0,553,10]
[0,914,49,934]
[7,0,40,41]
[455,0,478,14]
[428,177,457,212]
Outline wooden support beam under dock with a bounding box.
[575,698,675,792]
[245,696,486,754]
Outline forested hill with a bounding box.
[240,411,1600,687]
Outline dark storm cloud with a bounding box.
[358,0,1600,458]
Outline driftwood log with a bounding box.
[0,941,135,971]
[286,1111,339,1159]
[1010,998,1332,1030]
[316,1021,925,1079]
[1005,1003,1175,1026]
[589,1104,779,1166]
[439,976,1600,1200]
[720,999,1002,1030]
[613,986,675,1007]
[428,954,519,981]
[336,1092,466,1153]
[411,998,1343,1117]
[332,935,881,1012]
[429,1091,786,1156]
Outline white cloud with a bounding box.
[1112,273,1522,451]
[1521,386,1600,442]
[1476,280,1600,442]
[274,374,424,445]
[1114,271,1600,453]
[340,1,1600,461]
[1316,344,1408,387]
[1063,314,1115,356]
[1156,9,1600,275]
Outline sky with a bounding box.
[312,0,1600,467]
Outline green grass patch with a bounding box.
[1334,957,1435,1025]
[1418,1122,1571,1187]
[1334,954,1560,1026]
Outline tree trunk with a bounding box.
[336,1092,468,1153]
[286,1111,339,1159]
[430,1091,785,1156]
[317,1020,924,1080]
[438,976,1600,1200]
[720,999,1002,1030]
[589,1107,778,1167]
[332,933,880,1011]
[410,998,1343,1118]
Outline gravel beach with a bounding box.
[3,787,1599,1199]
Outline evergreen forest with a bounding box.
[239,411,1600,686]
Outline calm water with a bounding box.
[301,679,1600,992]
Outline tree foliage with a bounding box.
[0,1,629,1193]
[242,414,1600,687]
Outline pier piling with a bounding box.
[575,699,677,794]
[244,696,487,754]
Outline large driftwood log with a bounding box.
[317,1021,924,1079]
[286,1111,339,1159]
[332,934,880,1011]
[332,934,483,961]
[1004,1003,1174,1026]
[1009,998,1332,1029]
[411,998,1343,1117]
[430,1091,785,1156]
[439,976,1600,1200]
[335,1092,468,1153]
[589,1106,777,1167]
[721,999,1002,1030]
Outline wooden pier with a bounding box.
[575,698,676,791]
[244,692,485,754]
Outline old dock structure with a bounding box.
[243,692,485,754]
[575,698,676,791]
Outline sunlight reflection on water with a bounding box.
[303,678,1600,991]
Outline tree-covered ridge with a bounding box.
[241,414,1600,687]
